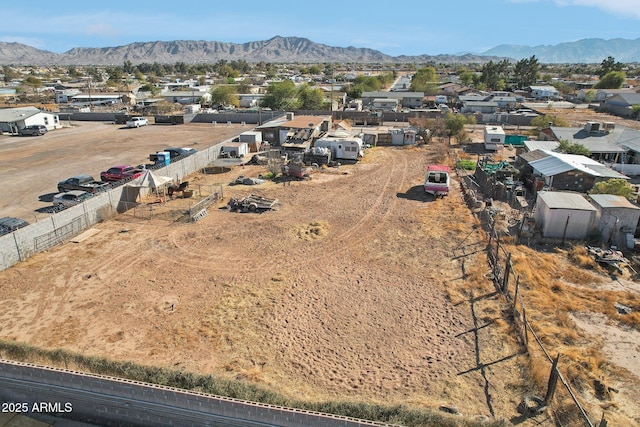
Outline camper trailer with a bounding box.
[424,165,451,197]
[313,137,364,162]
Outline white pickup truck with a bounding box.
[126,117,148,128]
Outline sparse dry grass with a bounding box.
[501,241,640,423]
[291,221,330,241]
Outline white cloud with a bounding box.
[562,0,640,18]
[507,0,640,19]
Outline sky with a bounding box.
[1,0,639,57]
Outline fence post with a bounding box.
[495,232,500,278]
[599,412,608,427]
[522,304,529,346]
[502,253,512,294]
[544,353,561,404]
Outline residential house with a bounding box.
[0,106,61,134]
[539,123,640,174]
[589,194,640,248]
[460,100,499,114]
[372,98,399,112]
[256,114,329,157]
[55,88,81,103]
[490,96,518,110]
[529,85,560,100]
[576,88,634,103]
[534,191,597,240]
[160,90,211,105]
[522,149,629,193]
[600,92,640,118]
[238,94,265,108]
[361,91,424,109]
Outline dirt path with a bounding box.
[0,145,538,423]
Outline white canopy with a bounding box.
[129,170,173,189]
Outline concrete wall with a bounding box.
[0,360,390,427]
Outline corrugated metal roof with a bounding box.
[589,194,640,209]
[519,149,550,163]
[538,191,596,210]
[529,150,626,178]
[524,141,559,152]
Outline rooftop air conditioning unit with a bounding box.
[584,121,601,134]
[603,122,615,132]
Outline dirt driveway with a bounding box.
[0,120,244,221]
[0,137,535,422]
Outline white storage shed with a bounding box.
[220,142,250,158]
[534,191,597,240]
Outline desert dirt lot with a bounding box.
[0,120,245,221]
[0,120,541,423]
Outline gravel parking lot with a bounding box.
[0,120,245,222]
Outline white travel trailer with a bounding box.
[313,136,364,161]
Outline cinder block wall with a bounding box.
[0,361,391,427]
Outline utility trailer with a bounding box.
[282,161,312,179]
[227,194,281,213]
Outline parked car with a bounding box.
[57,174,109,193]
[100,165,144,182]
[0,217,29,235]
[18,125,47,136]
[126,117,148,128]
[53,190,93,208]
[163,147,197,159]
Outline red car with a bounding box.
[100,165,143,182]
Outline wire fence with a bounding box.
[454,152,608,427]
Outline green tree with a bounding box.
[3,66,19,83]
[594,71,626,89]
[632,105,640,120]
[444,113,472,137]
[459,71,475,86]
[584,89,597,103]
[106,66,123,82]
[513,55,540,88]
[409,67,438,94]
[530,114,569,130]
[597,56,623,78]
[557,139,591,156]
[308,65,322,75]
[479,60,509,91]
[297,84,326,110]
[589,178,634,198]
[261,80,299,110]
[123,60,135,74]
[210,86,239,108]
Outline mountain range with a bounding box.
[0,36,639,66]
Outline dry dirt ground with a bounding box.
[0,120,245,221]
[4,110,640,425]
[0,129,543,424]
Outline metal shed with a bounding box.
[220,142,249,158]
[589,194,640,247]
[534,191,597,240]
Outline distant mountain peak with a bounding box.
[482,37,640,63]
[1,37,639,65]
